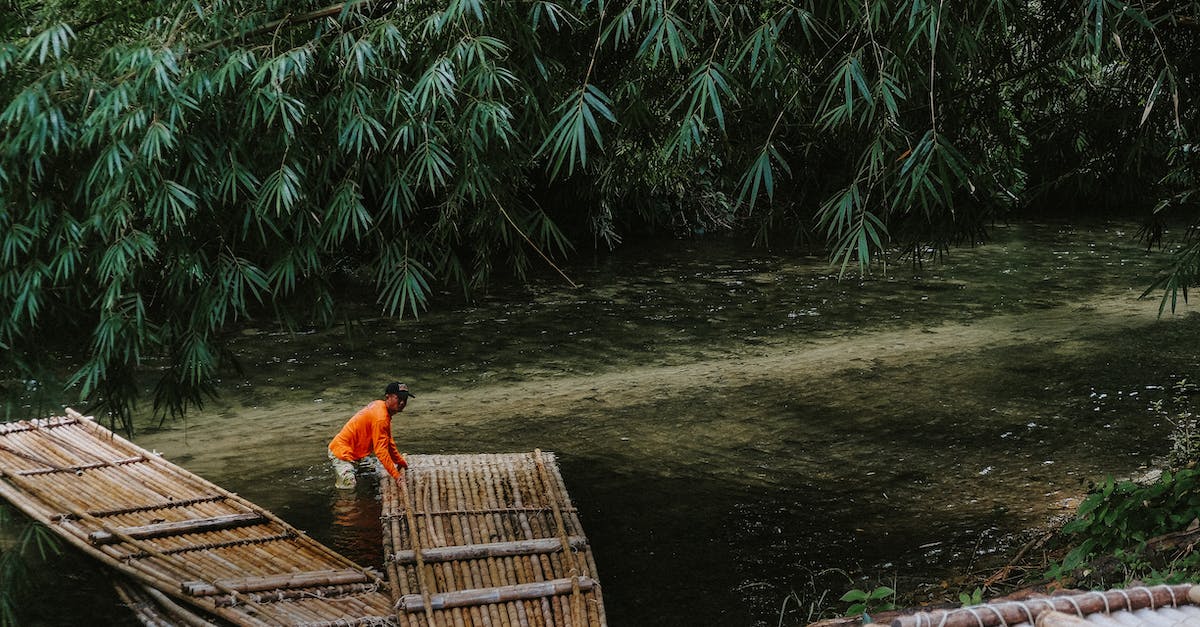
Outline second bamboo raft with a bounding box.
[382,451,607,626]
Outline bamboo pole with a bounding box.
[397,469,438,626]
[514,596,531,627]
[545,461,605,627]
[505,460,536,541]
[113,579,222,627]
[70,494,227,519]
[473,461,508,627]
[481,456,518,627]
[437,460,469,627]
[477,459,509,627]
[484,454,513,624]
[891,585,1197,627]
[455,460,485,580]
[501,458,533,627]
[381,477,406,608]
[532,450,584,627]
[447,457,487,627]
[23,419,131,470]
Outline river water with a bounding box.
[4,222,1199,626]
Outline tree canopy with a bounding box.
[1,0,1197,426]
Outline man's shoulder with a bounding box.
[352,399,385,417]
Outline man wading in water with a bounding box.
[328,382,413,489]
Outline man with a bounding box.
[328,382,413,489]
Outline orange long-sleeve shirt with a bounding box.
[328,400,407,479]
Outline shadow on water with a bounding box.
[4,222,1200,626]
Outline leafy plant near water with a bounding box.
[959,587,984,607]
[841,585,896,620]
[1045,469,1200,588]
[1149,378,1200,469]
[0,507,61,627]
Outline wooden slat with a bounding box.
[398,577,596,612]
[389,535,588,564]
[181,568,374,597]
[210,583,383,607]
[380,505,579,517]
[18,455,146,476]
[88,512,265,545]
[79,494,227,519]
[125,532,298,559]
[0,419,79,434]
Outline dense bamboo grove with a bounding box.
[1,1,1198,423]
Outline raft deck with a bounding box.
[0,409,396,625]
[382,452,607,626]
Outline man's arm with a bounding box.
[371,415,406,478]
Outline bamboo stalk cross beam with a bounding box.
[88,512,266,545]
[18,455,146,476]
[389,536,588,565]
[398,577,597,613]
[181,568,373,597]
[72,494,228,519]
[210,582,383,607]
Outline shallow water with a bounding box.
[5,222,1200,626]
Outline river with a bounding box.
[4,221,1198,625]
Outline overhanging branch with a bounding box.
[185,1,358,58]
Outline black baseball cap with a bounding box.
[385,382,415,399]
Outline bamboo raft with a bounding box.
[0,409,397,625]
[382,452,607,626]
[0,410,607,626]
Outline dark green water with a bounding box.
[4,222,1199,625]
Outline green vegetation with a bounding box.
[1045,469,1200,587]
[840,584,896,620]
[1044,378,1200,589]
[2,0,1198,424]
[0,507,61,626]
[959,587,984,607]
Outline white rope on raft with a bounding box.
[892,584,1196,627]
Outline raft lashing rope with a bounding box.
[891,584,1200,627]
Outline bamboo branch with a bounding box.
[185,1,361,58]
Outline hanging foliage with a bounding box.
[0,0,1197,424]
